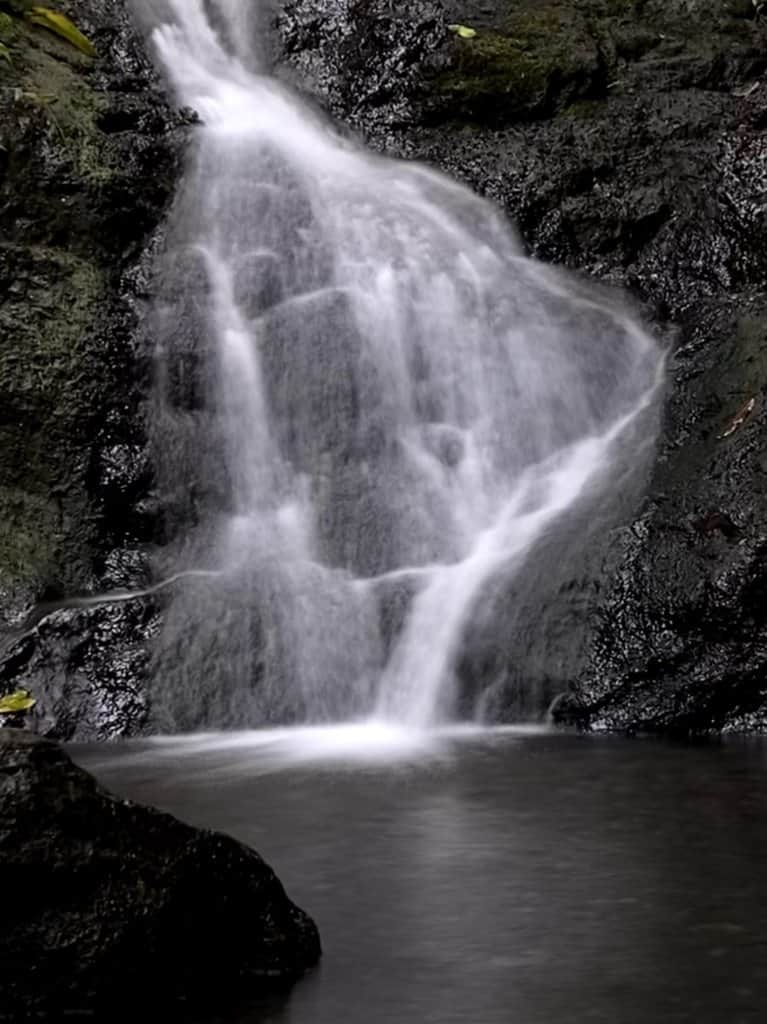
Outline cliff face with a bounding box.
[277,0,767,732]
[0,0,183,737]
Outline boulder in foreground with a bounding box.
[0,729,321,1020]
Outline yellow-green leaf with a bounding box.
[26,7,95,57]
[0,42,11,65]
[0,690,37,714]
[448,24,477,40]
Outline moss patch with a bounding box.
[0,244,106,591]
[431,0,766,124]
[0,11,16,39]
[0,15,111,184]
[0,488,58,585]
[434,5,605,122]
[0,14,118,601]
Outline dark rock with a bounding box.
[0,728,321,1020]
[276,0,448,137]
[0,601,158,740]
[691,511,741,539]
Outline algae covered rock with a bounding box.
[434,3,605,122]
[277,0,765,135]
[0,728,321,1019]
[0,0,184,737]
[0,0,181,614]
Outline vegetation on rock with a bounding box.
[0,689,36,713]
[0,0,182,740]
[0,1,94,57]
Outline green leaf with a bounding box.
[26,6,95,56]
[448,24,477,40]
[0,41,10,64]
[0,689,37,714]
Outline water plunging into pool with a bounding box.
[140,0,663,733]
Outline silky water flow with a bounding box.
[137,0,664,734]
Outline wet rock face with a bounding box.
[3,0,765,737]
[0,1,184,736]
[277,0,767,732]
[277,0,447,136]
[0,729,321,1019]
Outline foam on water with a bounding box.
[81,721,555,776]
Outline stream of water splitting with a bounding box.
[136,0,663,731]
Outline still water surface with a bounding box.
[74,729,767,1024]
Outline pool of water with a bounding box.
[73,727,767,1024]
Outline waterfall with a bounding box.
[138,0,663,732]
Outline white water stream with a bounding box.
[138,0,663,731]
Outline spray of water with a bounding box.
[138,0,664,732]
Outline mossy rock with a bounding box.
[0,242,107,596]
[434,7,605,122]
[0,17,109,603]
[0,10,17,64]
[431,0,765,124]
[0,11,16,39]
[0,1,181,617]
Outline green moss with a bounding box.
[0,11,15,38]
[0,249,105,393]
[0,2,96,56]
[438,32,552,109]
[0,1,175,608]
[0,247,106,589]
[432,0,762,125]
[0,488,58,586]
[2,19,111,182]
[29,66,110,182]
[0,11,16,66]
[435,7,603,120]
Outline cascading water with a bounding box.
[139,0,663,732]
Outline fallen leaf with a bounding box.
[27,7,96,57]
[0,689,37,714]
[718,397,756,439]
[448,24,477,40]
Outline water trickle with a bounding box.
[140,0,663,731]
